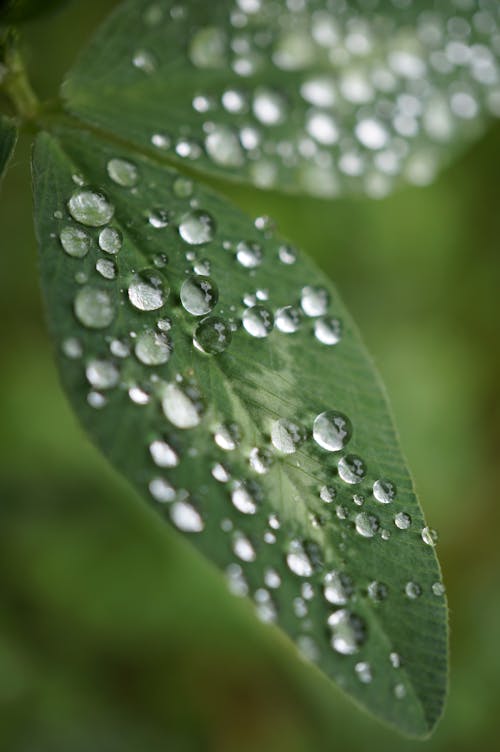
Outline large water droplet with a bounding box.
[107,158,139,187]
[328,609,366,655]
[74,286,115,329]
[180,275,218,316]
[60,226,91,258]
[271,418,305,454]
[338,454,366,484]
[313,411,352,452]
[128,269,168,311]
[162,383,202,428]
[242,305,274,338]
[135,329,171,365]
[68,190,114,227]
[178,210,216,245]
[194,315,232,354]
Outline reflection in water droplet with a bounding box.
[194,315,232,354]
[313,411,352,452]
[373,478,396,503]
[180,275,219,315]
[162,383,202,428]
[60,226,91,258]
[338,454,366,484]
[170,501,204,532]
[328,609,366,655]
[242,305,274,338]
[107,158,139,187]
[74,286,115,329]
[68,190,114,227]
[128,270,168,311]
[99,227,122,254]
[178,210,216,245]
[135,329,171,365]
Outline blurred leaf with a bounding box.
[32,123,447,737]
[0,0,70,24]
[62,0,500,199]
[0,113,17,181]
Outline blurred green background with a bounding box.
[1,2,499,750]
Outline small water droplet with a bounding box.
[96,258,117,280]
[150,439,179,468]
[62,337,82,359]
[110,339,130,358]
[162,383,202,428]
[275,305,301,333]
[233,532,256,562]
[128,269,168,311]
[193,315,231,354]
[405,582,422,600]
[394,512,411,530]
[355,512,379,538]
[68,190,114,227]
[148,208,169,228]
[107,158,139,187]
[87,390,107,409]
[313,411,352,452]
[98,227,122,255]
[180,275,219,316]
[432,582,445,597]
[170,500,204,532]
[236,241,263,269]
[421,526,438,546]
[213,423,240,451]
[86,359,119,390]
[373,478,397,503]
[212,462,230,483]
[74,286,115,329]
[60,226,91,258]
[320,485,336,503]
[286,540,313,577]
[249,447,273,475]
[253,87,287,125]
[242,305,274,338]
[264,568,281,589]
[338,455,366,484]
[178,210,216,245]
[355,661,373,684]
[367,581,388,601]
[323,571,353,605]
[133,48,157,73]
[129,384,150,405]
[300,286,329,317]
[205,125,244,167]
[231,481,258,514]
[278,244,296,264]
[328,609,366,655]
[149,477,176,502]
[270,418,305,454]
[390,652,402,668]
[394,683,406,700]
[314,316,342,345]
[135,329,171,365]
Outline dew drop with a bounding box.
[128,269,168,311]
[373,478,396,503]
[394,683,406,700]
[135,329,171,365]
[314,317,342,345]
[98,227,122,255]
[86,359,119,390]
[253,88,287,125]
[180,275,219,316]
[178,210,216,245]
[231,482,258,515]
[110,339,130,358]
[107,158,139,187]
[74,286,115,329]
[132,48,156,73]
[233,532,256,562]
[205,125,244,167]
[394,512,411,530]
[87,391,107,409]
[313,411,352,452]
[286,540,313,577]
[212,462,230,483]
[355,118,389,150]
[270,418,305,454]
[193,315,231,354]
[338,454,366,484]
[300,286,329,317]
[355,661,373,684]
[162,383,202,428]
[149,477,176,502]
[148,208,169,228]
[367,581,388,601]
[328,609,366,655]
[278,244,296,264]
[170,501,204,532]
[421,526,438,546]
[213,423,240,451]
[432,582,445,597]
[320,485,336,503]
[323,571,353,605]
[405,582,422,600]
[96,258,117,280]
[236,241,263,269]
[355,512,379,538]
[173,177,193,198]
[149,439,179,468]
[242,305,274,338]
[249,447,273,475]
[68,190,114,227]
[390,652,402,668]
[62,337,82,359]
[60,226,91,258]
[275,305,301,333]
[264,568,281,589]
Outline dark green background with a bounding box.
[1,2,499,750]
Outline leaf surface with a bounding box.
[0,113,17,182]
[62,0,500,198]
[33,123,447,736]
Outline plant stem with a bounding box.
[0,29,39,120]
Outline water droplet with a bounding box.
[367,581,388,601]
[129,384,150,405]
[236,241,263,269]
[149,477,176,502]
[286,540,313,577]
[68,190,114,227]
[170,501,204,532]
[173,177,193,198]
[253,88,287,125]
[98,227,122,254]
[85,359,119,390]
[355,661,372,684]
[254,588,277,623]
[151,132,171,150]
[421,526,438,546]
[60,226,91,258]
[74,286,115,329]
[355,512,379,538]
[275,305,301,333]
[394,683,406,700]
[432,582,445,597]
[178,210,216,245]
[107,158,139,187]
[110,339,130,358]
[162,383,202,428]
[300,286,329,317]
[297,635,319,662]
[313,411,352,452]
[132,48,156,73]
[62,337,82,359]
[205,125,244,167]
[87,391,107,409]
[249,447,273,475]
[394,512,411,530]
[264,568,281,589]
[405,582,422,600]
[373,478,396,503]
[271,418,305,454]
[314,317,342,345]
[212,462,230,483]
[128,269,168,311]
[233,532,256,562]
[193,315,231,354]
[242,305,274,338]
[328,609,366,655]
[135,329,171,365]
[320,485,336,503]
[149,439,179,468]
[355,118,389,150]
[180,275,218,316]
[148,208,169,228]
[96,258,117,280]
[323,571,353,605]
[338,455,366,484]
[278,244,296,264]
[213,423,239,451]
[231,481,258,514]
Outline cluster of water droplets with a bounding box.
[136,0,500,197]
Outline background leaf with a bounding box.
[0,113,17,181]
[33,122,447,736]
[62,0,500,198]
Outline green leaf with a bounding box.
[0,0,69,24]
[0,113,17,182]
[62,0,499,199]
[33,123,447,737]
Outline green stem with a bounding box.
[0,29,39,120]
